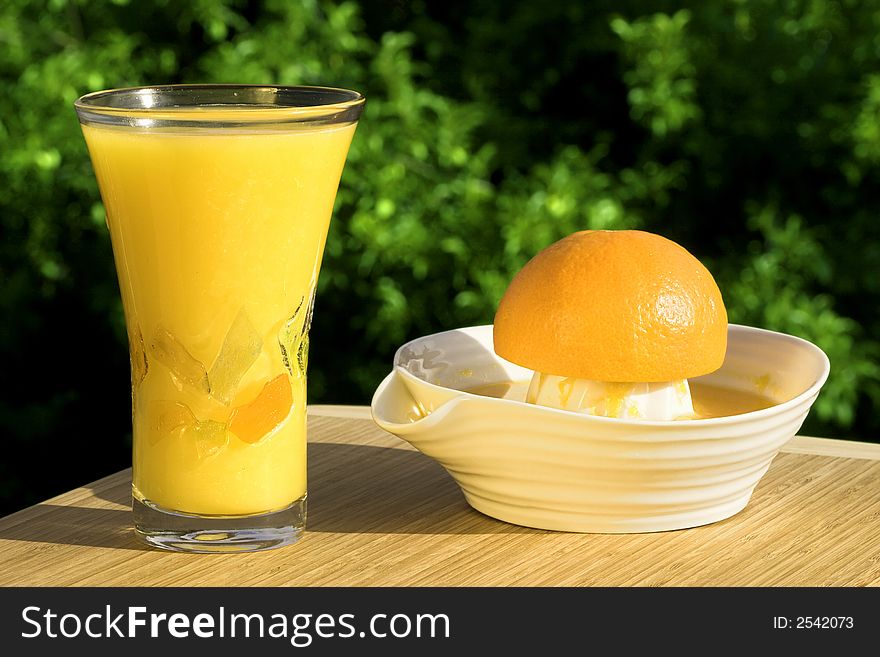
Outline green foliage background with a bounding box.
[1,0,878,513]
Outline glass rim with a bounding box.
[74,83,365,129]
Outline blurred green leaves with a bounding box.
[1,0,879,513]
[719,205,878,427]
[612,10,700,137]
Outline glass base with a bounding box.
[133,493,306,553]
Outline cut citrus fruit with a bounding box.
[493,230,727,382]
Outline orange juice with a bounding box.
[82,118,356,515]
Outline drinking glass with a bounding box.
[75,85,364,552]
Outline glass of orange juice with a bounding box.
[74,85,364,552]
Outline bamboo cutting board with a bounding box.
[0,407,878,587]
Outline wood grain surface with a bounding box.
[1,409,878,587]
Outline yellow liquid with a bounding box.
[464,381,776,419]
[82,119,357,515]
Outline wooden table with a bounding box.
[1,407,878,586]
